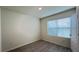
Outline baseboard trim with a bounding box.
[3,39,40,52]
[42,39,70,49]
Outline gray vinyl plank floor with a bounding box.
[9,40,72,52]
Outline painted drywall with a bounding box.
[40,9,75,48]
[0,8,1,51]
[1,8,40,52]
[0,6,75,18]
[71,7,79,52]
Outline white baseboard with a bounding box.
[3,39,39,52]
[42,39,70,48]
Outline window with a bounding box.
[48,17,71,38]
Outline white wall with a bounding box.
[1,8,40,52]
[40,9,75,48]
[0,8,1,51]
[71,14,79,51]
[71,7,79,52]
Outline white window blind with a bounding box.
[48,17,71,38]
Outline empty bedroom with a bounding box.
[0,6,79,52]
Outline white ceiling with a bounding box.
[0,6,75,18]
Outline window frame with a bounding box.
[47,17,71,38]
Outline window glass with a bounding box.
[47,17,71,38]
[57,18,71,27]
